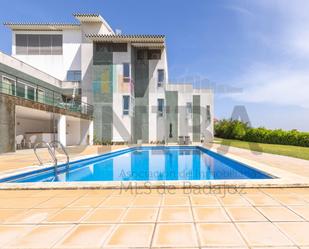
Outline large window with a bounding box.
[123,95,130,115]
[157,69,165,87]
[67,70,81,81]
[15,34,63,55]
[123,63,130,83]
[158,98,164,117]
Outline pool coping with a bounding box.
[0,145,308,190]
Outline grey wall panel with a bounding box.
[0,95,15,153]
[133,48,149,143]
[193,95,201,142]
[166,91,178,143]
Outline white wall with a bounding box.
[66,118,92,146]
[16,117,54,136]
[12,29,82,81]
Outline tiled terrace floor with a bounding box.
[0,188,309,248]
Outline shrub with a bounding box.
[215,119,309,147]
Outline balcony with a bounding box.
[0,80,93,117]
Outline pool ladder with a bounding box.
[34,141,70,176]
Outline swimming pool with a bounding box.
[0,146,273,183]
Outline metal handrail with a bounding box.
[49,140,70,170]
[34,141,57,166]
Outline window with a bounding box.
[94,42,127,53]
[16,81,26,98]
[148,49,161,60]
[157,69,165,87]
[123,95,130,115]
[123,63,130,82]
[1,76,15,95]
[15,34,63,55]
[206,105,211,122]
[158,99,164,116]
[67,70,81,81]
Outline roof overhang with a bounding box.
[73,13,114,34]
[73,13,103,23]
[85,34,165,44]
[4,23,80,31]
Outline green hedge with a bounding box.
[215,119,309,147]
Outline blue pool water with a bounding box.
[1,146,273,183]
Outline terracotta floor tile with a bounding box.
[153,223,198,247]
[6,224,73,248]
[105,224,154,247]
[162,196,190,206]
[69,196,106,208]
[251,247,298,249]
[159,207,193,222]
[51,190,88,198]
[242,194,281,206]
[197,223,246,247]
[84,208,126,223]
[289,206,309,220]
[122,208,158,222]
[257,206,304,221]
[0,209,27,223]
[226,207,267,222]
[56,224,113,248]
[0,197,50,209]
[6,208,59,224]
[85,189,115,197]
[131,196,162,207]
[36,197,79,208]
[237,222,293,247]
[272,194,308,205]
[0,225,34,248]
[218,195,250,206]
[193,207,230,222]
[275,222,309,246]
[190,195,220,206]
[100,196,135,207]
[46,208,89,223]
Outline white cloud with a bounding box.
[224,0,309,109]
[229,64,309,109]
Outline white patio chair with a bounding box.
[16,135,24,150]
[27,135,37,148]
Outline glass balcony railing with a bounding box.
[0,81,93,117]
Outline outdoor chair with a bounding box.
[16,135,24,150]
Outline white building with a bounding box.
[1,13,213,152]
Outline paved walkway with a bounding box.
[0,188,308,248]
[0,145,127,174]
[206,143,309,178]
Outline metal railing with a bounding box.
[33,140,70,178]
[0,80,93,117]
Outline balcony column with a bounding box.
[89,120,94,145]
[57,115,66,146]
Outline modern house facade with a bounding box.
[1,13,213,153]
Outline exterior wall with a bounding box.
[165,91,178,143]
[149,48,167,142]
[12,30,82,81]
[133,48,149,143]
[192,95,201,142]
[112,45,133,142]
[194,89,214,142]
[0,95,15,153]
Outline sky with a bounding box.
[0,0,308,131]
